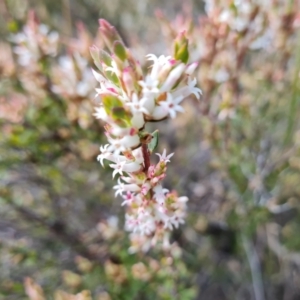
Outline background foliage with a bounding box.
[1,0,300,299]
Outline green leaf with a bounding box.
[113,41,127,61]
[148,130,159,153]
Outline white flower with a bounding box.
[106,137,127,155]
[172,77,202,100]
[156,149,174,163]
[97,144,110,166]
[139,95,156,115]
[159,93,185,119]
[138,75,159,95]
[153,185,169,205]
[147,54,171,79]
[126,93,150,114]
[109,158,127,178]
[113,179,140,196]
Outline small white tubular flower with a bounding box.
[121,192,142,206]
[139,216,156,235]
[160,63,185,92]
[185,62,198,75]
[109,158,127,178]
[156,149,174,163]
[172,77,202,100]
[97,144,111,166]
[159,93,185,119]
[113,179,141,196]
[126,93,150,115]
[164,214,185,230]
[138,75,159,95]
[106,137,127,155]
[140,95,156,115]
[153,185,169,205]
[147,54,171,79]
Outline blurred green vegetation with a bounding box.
[1,0,300,299]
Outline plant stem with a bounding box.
[142,143,150,172]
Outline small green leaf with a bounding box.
[113,41,127,61]
[148,130,159,153]
[100,49,113,66]
[102,94,123,113]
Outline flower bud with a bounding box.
[99,19,125,51]
[173,31,189,63]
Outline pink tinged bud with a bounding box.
[141,182,151,195]
[106,87,118,94]
[148,165,155,178]
[99,19,124,51]
[185,62,198,75]
[129,128,137,136]
[160,63,185,92]
[169,59,177,65]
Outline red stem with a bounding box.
[142,143,150,173]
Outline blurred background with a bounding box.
[1,0,300,299]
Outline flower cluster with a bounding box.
[11,11,59,66]
[91,19,201,250]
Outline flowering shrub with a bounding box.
[1,1,300,299]
[91,19,201,251]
